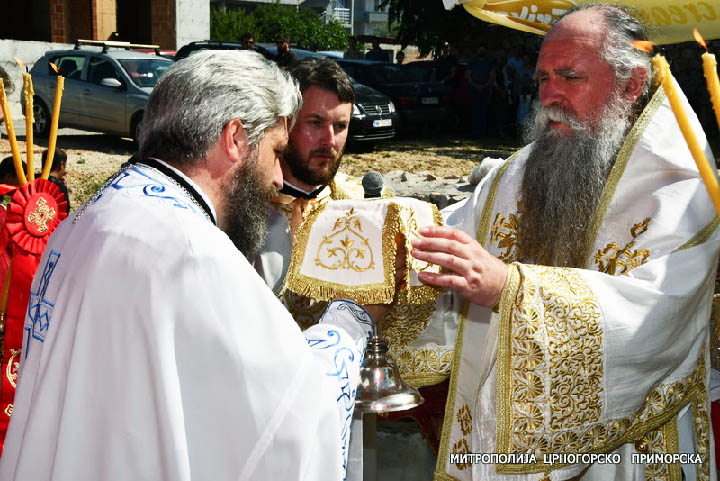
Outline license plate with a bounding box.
[373,119,392,128]
[421,97,439,105]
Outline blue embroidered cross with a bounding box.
[25,250,61,357]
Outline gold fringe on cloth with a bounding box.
[285,198,443,305]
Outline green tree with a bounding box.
[210,7,258,42]
[211,3,349,50]
[379,0,527,56]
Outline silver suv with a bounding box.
[26,41,173,141]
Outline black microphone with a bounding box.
[362,171,384,198]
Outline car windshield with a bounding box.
[366,64,427,83]
[118,58,172,88]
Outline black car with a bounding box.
[175,40,270,61]
[174,41,397,142]
[335,59,452,132]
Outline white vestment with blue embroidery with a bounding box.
[0,160,371,481]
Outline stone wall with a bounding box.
[0,40,74,121]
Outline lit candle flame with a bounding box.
[694,28,708,51]
[49,62,59,74]
[13,57,25,71]
[632,40,654,53]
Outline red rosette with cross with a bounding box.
[6,179,67,253]
[0,178,67,454]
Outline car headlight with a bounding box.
[388,102,396,113]
[353,103,362,115]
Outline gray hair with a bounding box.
[552,3,653,107]
[139,50,302,165]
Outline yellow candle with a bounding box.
[653,54,720,215]
[694,29,720,131]
[0,78,27,186]
[42,74,64,180]
[701,51,720,131]
[23,73,34,181]
[0,259,11,317]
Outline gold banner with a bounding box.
[455,0,720,44]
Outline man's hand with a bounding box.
[411,226,507,308]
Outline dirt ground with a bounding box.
[0,133,520,208]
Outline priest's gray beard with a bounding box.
[517,93,633,267]
[225,149,276,257]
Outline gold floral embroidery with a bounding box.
[451,438,471,470]
[512,266,603,437]
[451,402,474,470]
[501,265,602,459]
[393,346,453,386]
[711,294,720,372]
[692,382,711,481]
[642,418,682,481]
[514,402,544,432]
[490,211,519,262]
[382,301,434,351]
[27,197,56,234]
[594,218,651,275]
[5,349,20,388]
[497,345,707,474]
[314,207,375,272]
[457,403,472,436]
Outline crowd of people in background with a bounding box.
[433,39,539,141]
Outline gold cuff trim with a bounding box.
[436,300,470,476]
[495,262,522,455]
[475,153,517,247]
[404,374,449,387]
[663,416,682,481]
[691,378,712,481]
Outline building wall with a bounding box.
[352,0,388,36]
[95,0,118,41]
[68,0,93,42]
[0,40,74,121]
[176,0,209,48]
[49,0,68,43]
[151,0,176,49]
[40,1,209,50]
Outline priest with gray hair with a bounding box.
[0,50,392,481]
[418,4,718,480]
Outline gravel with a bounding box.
[1,132,520,208]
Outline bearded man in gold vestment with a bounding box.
[413,4,720,480]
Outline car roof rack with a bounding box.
[74,39,162,55]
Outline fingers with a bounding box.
[411,236,473,262]
[411,248,467,274]
[417,271,466,291]
[417,225,473,243]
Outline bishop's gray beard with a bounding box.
[224,149,276,257]
[517,95,633,267]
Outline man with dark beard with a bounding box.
[0,50,391,481]
[253,58,386,326]
[415,4,719,480]
[253,58,454,469]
